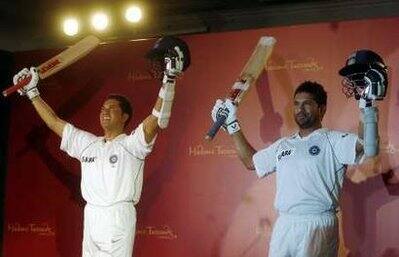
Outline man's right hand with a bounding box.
[211,99,240,134]
[13,67,40,100]
[163,46,184,83]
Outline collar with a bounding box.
[102,133,126,143]
[292,127,328,140]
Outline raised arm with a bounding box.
[231,130,257,170]
[346,99,383,183]
[143,44,187,143]
[142,96,162,144]
[211,98,257,170]
[338,49,389,183]
[14,67,66,137]
[31,97,67,137]
[354,100,368,162]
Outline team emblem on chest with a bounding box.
[308,145,321,156]
[109,154,118,164]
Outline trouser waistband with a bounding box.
[278,211,337,222]
[86,201,134,209]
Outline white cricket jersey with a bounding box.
[60,123,156,206]
[253,128,359,214]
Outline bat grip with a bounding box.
[2,75,32,97]
[205,115,227,140]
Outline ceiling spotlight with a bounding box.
[91,12,109,31]
[63,18,79,36]
[125,6,142,23]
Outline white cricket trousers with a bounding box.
[82,202,136,257]
[268,212,338,257]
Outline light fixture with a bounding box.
[125,6,142,23]
[63,18,79,36]
[91,12,109,31]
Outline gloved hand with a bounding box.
[163,46,184,83]
[362,68,387,101]
[211,99,240,134]
[211,99,227,123]
[358,98,375,109]
[13,67,40,100]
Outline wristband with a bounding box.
[226,120,240,135]
[27,88,40,100]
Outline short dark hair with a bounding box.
[294,81,327,106]
[106,94,133,127]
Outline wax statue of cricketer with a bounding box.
[12,36,190,257]
[210,49,388,257]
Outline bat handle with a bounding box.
[2,75,32,97]
[205,115,227,141]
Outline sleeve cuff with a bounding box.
[252,152,271,178]
[60,123,73,152]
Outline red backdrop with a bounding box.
[3,17,399,257]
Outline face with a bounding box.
[293,92,325,129]
[100,99,128,131]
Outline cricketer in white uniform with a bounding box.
[253,128,357,256]
[13,40,187,257]
[61,121,153,257]
[211,81,374,257]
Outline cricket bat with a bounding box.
[2,35,101,97]
[205,36,276,140]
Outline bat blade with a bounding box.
[232,36,276,104]
[206,36,276,140]
[2,35,100,97]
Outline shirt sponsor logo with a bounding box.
[277,149,292,161]
[82,156,97,163]
[309,145,321,156]
[109,154,118,164]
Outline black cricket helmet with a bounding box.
[339,49,386,76]
[146,36,191,71]
[339,49,388,100]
